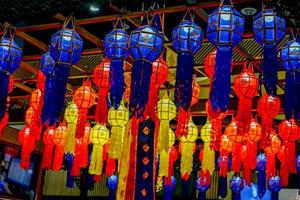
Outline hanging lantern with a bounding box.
[104,18,129,109]
[129,16,164,118]
[200,120,215,175]
[157,95,177,154]
[281,38,300,120]
[195,169,211,200]
[172,10,203,111]
[230,176,245,200]
[108,103,129,159]
[52,123,67,170]
[204,50,216,78]
[124,85,130,103]
[30,88,43,140]
[253,5,285,96]
[41,127,55,169]
[265,133,281,179]
[163,176,176,200]
[36,70,45,92]
[257,153,267,198]
[268,176,281,200]
[207,0,244,112]
[0,28,22,121]
[89,124,109,175]
[73,80,96,138]
[64,103,79,155]
[93,57,110,124]
[18,126,35,169]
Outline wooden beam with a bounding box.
[14,82,34,93]
[21,61,38,74]
[16,32,48,52]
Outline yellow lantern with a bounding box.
[89,124,109,175]
[108,103,129,160]
[157,95,177,154]
[200,120,215,174]
[64,103,79,154]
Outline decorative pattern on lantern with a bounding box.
[89,124,109,175]
[253,6,285,95]
[129,17,164,118]
[64,103,78,155]
[157,96,177,154]
[207,0,244,112]
[265,133,281,180]
[74,80,96,138]
[268,176,281,200]
[230,176,244,200]
[93,57,110,124]
[108,103,129,159]
[104,18,129,109]
[200,120,215,175]
[172,10,203,111]
[52,123,67,170]
[0,28,22,122]
[281,39,300,120]
[18,126,35,169]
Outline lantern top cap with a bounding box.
[63,17,76,29]
[113,18,125,29]
[2,24,16,40]
[221,0,232,6]
[182,8,193,22]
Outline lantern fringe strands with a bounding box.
[172,10,203,111]
[253,4,285,96]
[41,127,55,169]
[163,176,176,200]
[195,169,211,200]
[265,133,281,180]
[18,126,35,169]
[207,0,244,112]
[52,123,67,170]
[64,103,78,155]
[0,76,13,136]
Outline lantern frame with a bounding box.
[281,39,300,71]
[157,98,177,121]
[90,124,110,145]
[108,103,129,127]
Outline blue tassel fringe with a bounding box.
[110,59,124,109]
[258,170,266,198]
[219,176,227,198]
[263,45,278,96]
[65,153,75,188]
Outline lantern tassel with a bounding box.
[218,176,227,198]
[258,170,266,198]
[157,121,169,154]
[164,190,173,200]
[159,151,169,177]
[41,144,54,169]
[262,45,278,96]
[288,142,297,173]
[76,110,88,138]
[210,48,232,112]
[65,123,77,155]
[236,98,252,134]
[89,145,103,175]
[95,88,109,124]
[198,192,206,200]
[271,191,279,200]
[202,143,215,175]
[175,108,190,137]
[65,153,75,188]
[181,177,190,197]
[106,156,116,177]
[284,71,300,120]
[52,144,64,170]
[232,192,241,200]
[266,153,276,179]
[0,72,9,121]
[110,59,124,109]
[175,52,193,111]
[232,143,242,173]
[0,113,9,137]
[109,126,124,160]
[42,77,55,125]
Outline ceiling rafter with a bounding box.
[16,32,48,52]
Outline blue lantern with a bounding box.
[281,38,300,120]
[256,153,267,198]
[230,176,244,200]
[107,175,118,200]
[0,28,22,121]
[172,10,203,110]
[253,6,285,96]
[163,176,176,200]
[195,171,211,200]
[268,176,281,200]
[129,17,164,117]
[207,0,244,112]
[104,18,129,109]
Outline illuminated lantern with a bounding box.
[207,0,244,112]
[191,79,201,106]
[195,169,211,200]
[157,95,176,154]
[234,66,258,134]
[179,119,198,176]
[257,94,280,147]
[159,128,175,177]
[163,176,176,200]
[230,176,244,200]
[52,123,67,170]
[200,120,215,175]
[204,50,216,78]
[89,124,109,175]
[107,175,118,200]
[64,103,79,155]
[268,176,281,200]
[265,133,281,179]
[0,28,22,122]
[41,128,55,169]
[281,39,300,120]
[104,18,129,109]
[172,10,203,111]
[30,89,43,140]
[73,80,96,138]
[129,16,164,118]
[93,57,110,124]
[18,126,35,169]
[253,5,285,96]
[257,153,267,198]
[108,103,129,160]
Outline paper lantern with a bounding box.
[257,153,267,198]
[268,176,281,200]
[157,96,177,154]
[204,50,216,78]
[29,89,43,140]
[52,123,67,170]
[207,0,244,112]
[93,57,110,124]
[41,128,55,169]
[36,70,45,92]
[253,7,285,95]
[89,124,109,175]
[265,133,281,180]
[64,103,78,155]
[281,39,300,120]
[200,120,215,175]
[18,126,35,169]
[230,176,244,200]
[172,10,203,111]
[74,80,96,138]
[129,17,164,118]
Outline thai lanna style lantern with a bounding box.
[253,4,285,96]
[230,176,244,200]
[18,126,35,169]
[64,103,78,155]
[257,153,267,198]
[93,58,110,124]
[73,80,96,138]
[268,176,281,200]
[234,65,259,134]
[129,16,164,118]
[52,123,67,170]
[281,38,300,120]
[41,127,55,169]
[200,119,215,175]
[159,128,175,177]
[204,50,216,78]
[0,28,22,122]
[108,102,129,159]
[157,95,177,154]
[265,133,281,179]
[104,18,129,109]
[163,176,176,200]
[29,88,43,141]
[89,124,109,175]
[207,0,244,112]
[257,94,280,147]
[172,10,203,112]
[195,169,211,200]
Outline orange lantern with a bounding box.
[18,126,35,169]
[204,50,216,78]
[52,123,67,170]
[219,134,232,177]
[264,133,281,179]
[246,118,262,169]
[41,127,55,169]
[29,89,43,140]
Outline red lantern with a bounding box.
[74,80,96,138]
[52,123,67,170]
[265,133,281,179]
[36,70,45,92]
[191,79,201,106]
[219,134,232,177]
[18,126,35,169]
[30,89,43,140]
[204,50,216,78]
[93,57,110,124]
[41,127,55,169]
